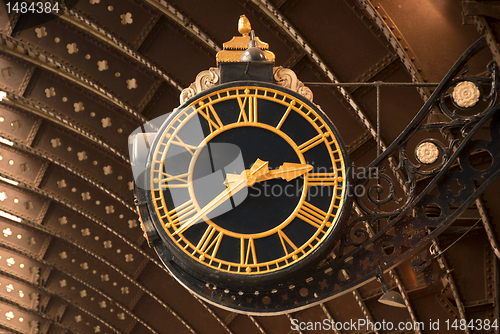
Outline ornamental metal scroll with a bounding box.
[348,36,497,244]
[158,37,500,315]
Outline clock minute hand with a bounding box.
[172,174,247,236]
[172,159,269,235]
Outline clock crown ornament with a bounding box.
[216,15,275,63]
[179,16,313,104]
[238,14,251,36]
[217,16,275,83]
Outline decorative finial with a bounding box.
[216,15,275,64]
[238,15,251,37]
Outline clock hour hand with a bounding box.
[173,158,269,235]
[256,162,313,182]
[225,162,313,184]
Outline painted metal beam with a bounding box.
[0,239,162,334]
[0,33,147,124]
[0,92,130,164]
[52,0,184,92]
[0,269,123,334]
[141,0,221,53]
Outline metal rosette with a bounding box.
[450,79,482,109]
[439,67,497,123]
[415,140,443,166]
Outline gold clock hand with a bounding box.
[224,162,312,185]
[172,174,247,235]
[256,162,313,182]
[224,158,270,186]
[173,158,269,235]
[244,158,269,186]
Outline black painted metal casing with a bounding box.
[219,62,274,83]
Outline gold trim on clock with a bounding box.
[149,85,348,275]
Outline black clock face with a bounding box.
[145,81,351,284]
[192,126,303,236]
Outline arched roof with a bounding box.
[0,1,499,333]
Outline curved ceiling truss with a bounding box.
[0,0,499,333]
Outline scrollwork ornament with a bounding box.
[179,87,196,105]
[297,85,314,102]
[354,172,403,217]
[198,67,220,91]
[180,67,220,104]
[366,173,402,207]
[341,212,394,249]
[273,66,314,102]
[343,219,371,247]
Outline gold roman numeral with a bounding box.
[278,230,298,256]
[169,133,198,156]
[298,134,325,153]
[198,103,224,133]
[161,172,189,188]
[296,201,329,229]
[168,199,197,228]
[240,237,257,265]
[307,172,337,186]
[196,225,223,259]
[237,91,258,123]
[276,101,295,130]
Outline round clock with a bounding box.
[139,80,351,288]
